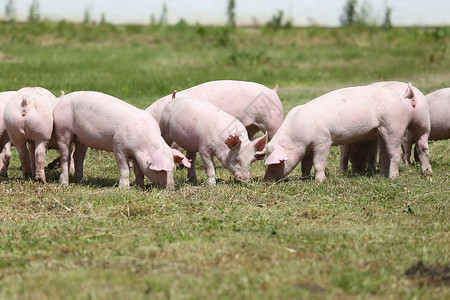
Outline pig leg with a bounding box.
[33,140,49,183]
[415,136,432,175]
[413,144,419,163]
[401,135,413,166]
[0,141,11,178]
[73,142,88,183]
[339,145,349,171]
[199,151,216,185]
[0,148,5,177]
[57,130,74,185]
[366,140,378,172]
[382,138,402,179]
[58,144,74,185]
[186,151,197,183]
[14,140,32,178]
[0,135,10,177]
[301,152,313,179]
[265,124,281,142]
[312,142,331,182]
[28,141,36,178]
[132,158,144,188]
[378,139,388,177]
[113,150,131,188]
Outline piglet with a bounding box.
[53,91,190,189]
[264,85,413,182]
[147,80,283,140]
[340,82,432,175]
[402,87,450,164]
[4,87,57,182]
[159,96,267,185]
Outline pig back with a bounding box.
[55,91,159,152]
[162,97,246,152]
[148,80,283,136]
[288,86,409,145]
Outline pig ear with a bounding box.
[147,149,173,172]
[60,91,65,97]
[265,144,288,165]
[273,83,279,93]
[252,134,267,152]
[171,148,191,168]
[225,134,242,149]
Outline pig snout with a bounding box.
[234,173,250,184]
[156,174,174,190]
[145,169,175,190]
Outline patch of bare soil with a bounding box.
[0,52,17,62]
[405,260,450,286]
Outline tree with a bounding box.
[265,10,292,30]
[100,13,106,25]
[383,3,392,28]
[227,0,236,28]
[159,3,168,25]
[4,0,16,22]
[340,0,357,26]
[83,7,91,24]
[28,0,40,23]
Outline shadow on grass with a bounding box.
[342,169,379,179]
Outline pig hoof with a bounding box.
[35,177,46,184]
[59,178,69,185]
[314,175,326,183]
[422,169,433,176]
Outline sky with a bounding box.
[0,0,449,27]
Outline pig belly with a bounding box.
[73,123,115,152]
[322,107,378,145]
[330,127,378,145]
[169,128,200,153]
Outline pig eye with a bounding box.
[234,157,240,164]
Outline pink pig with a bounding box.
[402,87,450,164]
[53,91,190,189]
[0,91,16,177]
[159,96,267,185]
[3,87,58,182]
[146,80,284,140]
[264,85,414,182]
[340,82,432,175]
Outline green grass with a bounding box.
[0,22,449,299]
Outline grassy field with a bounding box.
[0,22,449,299]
